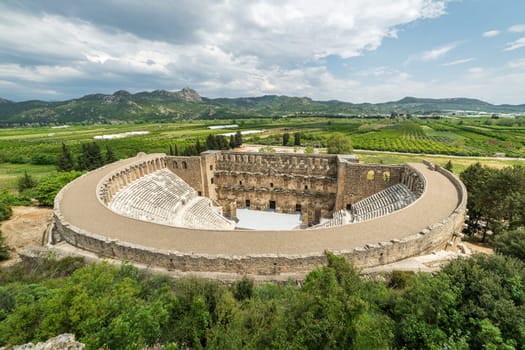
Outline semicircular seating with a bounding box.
[109,168,235,230]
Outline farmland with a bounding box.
[0,116,524,193]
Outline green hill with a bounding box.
[1,89,524,126]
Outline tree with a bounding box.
[206,134,218,150]
[460,163,496,240]
[282,132,290,146]
[461,164,525,240]
[294,132,301,146]
[105,145,117,164]
[229,135,236,149]
[217,135,229,150]
[441,254,525,349]
[327,133,353,154]
[169,145,174,156]
[232,276,254,301]
[444,160,453,172]
[195,139,206,154]
[87,142,103,170]
[234,131,243,147]
[493,228,525,261]
[17,171,37,193]
[57,142,74,172]
[77,142,103,171]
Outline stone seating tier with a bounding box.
[109,169,234,230]
[351,183,416,223]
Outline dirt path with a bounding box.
[0,206,53,266]
[464,241,494,255]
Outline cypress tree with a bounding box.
[196,139,204,154]
[57,142,75,171]
[76,144,89,170]
[283,132,290,146]
[87,142,103,170]
[206,134,217,149]
[105,145,117,164]
[294,132,301,146]
[235,131,243,147]
[217,135,229,150]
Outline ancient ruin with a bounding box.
[49,151,466,280]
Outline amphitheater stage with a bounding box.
[235,209,301,230]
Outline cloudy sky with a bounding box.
[1,0,525,103]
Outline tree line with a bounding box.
[57,142,117,172]
[168,132,243,157]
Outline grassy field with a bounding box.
[0,163,56,193]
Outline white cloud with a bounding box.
[506,58,525,69]
[1,2,525,104]
[482,30,500,38]
[509,24,525,33]
[0,1,450,100]
[420,43,457,61]
[0,64,84,82]
[202,0,447,62]
[442,58,475,66]
[504,37,525,51]
[468,67,484,74]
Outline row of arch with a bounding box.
[172,160,188,169]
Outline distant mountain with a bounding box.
[0,89,524,126]
[375,97,496,113]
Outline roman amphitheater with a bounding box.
[50,150,467,280]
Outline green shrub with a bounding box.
[34,171,83,206]
[17,171,37,193]
[389,270,415,289]
[0,193,32,207]
[0,202,11,221]
[0,230,9,261]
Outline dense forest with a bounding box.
[0,251,524,349]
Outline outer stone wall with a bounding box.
[51,152,467,279]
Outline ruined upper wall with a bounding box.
[216,152,340,177]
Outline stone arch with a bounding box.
[173,160,178,169]
[182,161,188,169]
[383,171,390,182]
